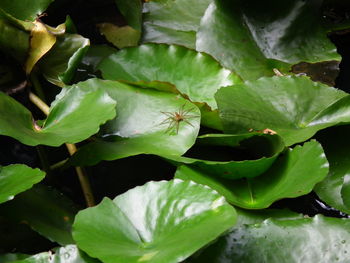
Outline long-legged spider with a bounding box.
[159,104,200,134]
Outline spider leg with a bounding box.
[183,119,195,127]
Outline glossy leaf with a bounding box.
[216,75,350,146]
[176,140,328,209]
[0,0,54,21]
[0,164,45,204]
[0,85,116,146]
[115,0,142,32]
[314,125,350,214]
[0,18,30,63]
[11,245,100,263]
[38,34,90,86]
[165,133,285,179]
[73,179,237,263]
[99,43,240,109]
[69,79,200,166]
[142,0,212,48]
[196,0,340,80]
[25,20,56,74]
[0,185,78,245]
[187,215,350,263]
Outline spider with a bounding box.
[159,104,199,134]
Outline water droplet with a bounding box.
[342,240,346,244]
[64,252,70,259]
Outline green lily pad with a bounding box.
[187,215,350,263]
[142,0,212,48]
[69,78,200,166]
[0,0,54,21]
[0,85,116,146]
[216,75,350,146]
[165,133,285,179]
[176,140,328,209]
[314,125,350,214]
[0,164,45,204]
[115,0,142,32]
[0,185,78,245]
[196,0,340,80]
[38,33,90,86]
[99,43,240,109]
[10,245,99,263]
[73,179,237,263]
[98,23,140,49]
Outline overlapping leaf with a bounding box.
[0,185,78,245]
[165,133,284,179]
[0,85,116,146]
[69,78,200,166]
[314,125,350,215]
[176,140,328,209]
[142,0,212,48]
[98,43,240,109]
[187,215,350,263]
[216,75,350,146]
[196,0,340,80]
[38,34,90,86]
[0,164,45,204]
[73,179,237,263]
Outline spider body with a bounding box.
[160,104,199,134]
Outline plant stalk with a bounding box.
[29,91,96,207]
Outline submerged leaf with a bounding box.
[187,215,350,263]
[0,164,45,204]
[73,179,237,263]
[176,140,328,209]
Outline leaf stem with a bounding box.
[29,91,96,207]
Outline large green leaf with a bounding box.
[196,0,340,80]
[73,179,237,263]
[165,133,284,179]
[99,43,240,109]
[216,75,350,146]
[0,85,116,146]
[314,125,350,214]
[187,215,350,263]
[69,79,200,166]
[38,34,90,86]
[10,245,99,263]
[0,0,54,21]
[0,164,45,204]
[176,140,328,209]
[142,0,212,48]
[0,185,78,245]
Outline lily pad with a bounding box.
[0,85,116,146]
[98,43,240,109]
[115,0,142,32]
[165,133,285,179]
[176,140,328,209]
[142,0,212,48]
[0,164,45,204]
[187,215,350,263]
[196,0,340,80]
[216,75,350,146]
[0,0,54,21]
[38,33,90,86]
[0,185,78,245]
[73,179,237,263]
[314,125,350,215]
[69,78,200,166]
